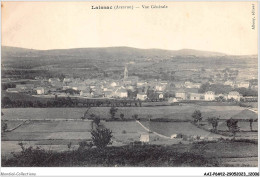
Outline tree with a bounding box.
[207,117,219,132]
[120,113,125,120]
[91,128,113,149]
[249,119,253,131]
[215,96,225,102]
[109,106,118,119]
[93,117,101,127]
[226,119,240,139]
[192,110,202,124]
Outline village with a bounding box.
[4,65,258,103]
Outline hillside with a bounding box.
[2,46,229,59]
[1,46,257,81]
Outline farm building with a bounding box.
[204,91,215,101]
[35,87,45,95]
[140,134,149,142]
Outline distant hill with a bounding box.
[2,46,229,60]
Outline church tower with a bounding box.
[124,65,128,80]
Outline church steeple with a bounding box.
[124,65,128,80]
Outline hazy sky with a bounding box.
[2,2,258,55]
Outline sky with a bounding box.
[1,1,258,55]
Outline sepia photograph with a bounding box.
[0,1,259,175]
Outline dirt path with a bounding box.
[136,120,171,139]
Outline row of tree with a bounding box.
[191,110,255,139]
[1,96,143,108]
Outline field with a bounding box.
[141,121,222,138]
[1,105,258,166]
[1,105,246,121]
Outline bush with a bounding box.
[91,128,113,149]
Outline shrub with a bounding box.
[91,128,113,149]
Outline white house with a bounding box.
[114,87,128,98]
[110,82,117,87]
[170,134,178,139]
[36,87,45,95]
[175,91,186,100]
[204,91,215,101]
[137,93,147,100]
[184,81,201,88]
[228,91,241,101]
[158,93,164,99]
[168,97,178,103]
[140,134,149,142]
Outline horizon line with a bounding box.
[1,45,258,56]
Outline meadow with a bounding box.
[1,105,246,121]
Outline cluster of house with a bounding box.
[5,66,257,102]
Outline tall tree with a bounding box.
[192,110,202,125]
[249,119,253,131]
[207,117,219,132]
[226,118,240,139]
[109,106,118,119]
